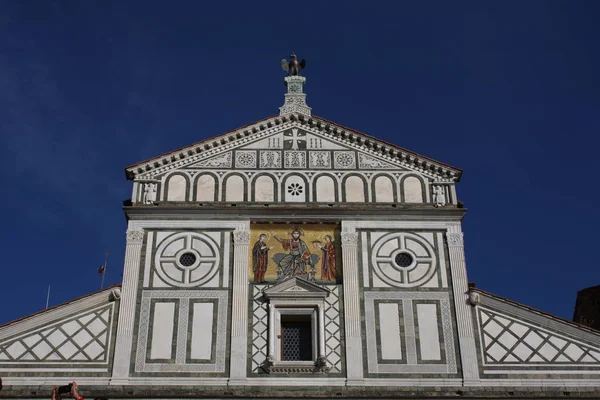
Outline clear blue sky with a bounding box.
[1,1,598,325]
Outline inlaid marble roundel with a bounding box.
[370,232,437,287]
[155,232,220,287]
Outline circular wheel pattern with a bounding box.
[155,232,220,287]
[371,232,437,287]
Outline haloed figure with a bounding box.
[252,234,273,283]
[319,235,336,281]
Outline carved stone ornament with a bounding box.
[109,288,122,302]
[233,229,251,245]
[432,185,446,207]
[446,232,464,247]
[468,290,480,307]
[341,232,359,246]
[126,229,144,244]
[142,182,157,204]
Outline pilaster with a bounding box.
[340,229,364,384]
[446,225,480,385]
[110,228,144,384]
[229,226,251,384]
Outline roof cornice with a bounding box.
[124,113,463,181]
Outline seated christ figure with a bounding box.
[271,228,314,281]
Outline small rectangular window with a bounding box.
[280,315,312,361]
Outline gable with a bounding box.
[128,117,460,206]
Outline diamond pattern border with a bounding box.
[0,305,112,364]
[478,308,600,365]
[251,284,269,373]
[324,286,342,373]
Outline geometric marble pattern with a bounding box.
[364,291,457,374]
[250,284,343,374]
[251,284,269,374]
[478,308,600,365]
[135,290,228,373]
[0,305,112,364]
[324,285,342,373]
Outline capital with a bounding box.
[446,232,464,247]
[126,229,144,244]
[233,229,250,245]
[341,232,359,246]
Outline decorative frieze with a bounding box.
[334,151,356,169]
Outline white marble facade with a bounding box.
[2,74,600,397]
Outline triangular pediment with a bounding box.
[126,115,461,181]
[263,277,330,299]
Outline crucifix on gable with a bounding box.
[284,128,307,150]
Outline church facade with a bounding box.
[1,71,600,399]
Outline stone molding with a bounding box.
[126,116,461,182]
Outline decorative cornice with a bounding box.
[124,115,462,182]
[446,232,464,247]
[126,229,144,244]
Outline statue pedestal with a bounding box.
[279,76,312,117]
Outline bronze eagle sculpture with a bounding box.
[281,53,306,76]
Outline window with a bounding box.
[281,315,312,361]
[262,277,330,373]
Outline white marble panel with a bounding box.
[150,303,175,359]
[225,175,244,202]
[345,176,365,202]
[403,176,423,203]
[166,175,186,201]
[315,175,336,202]
[191,302,214,359]
[379,303,402,360]
[196,174,216,202]
[417,304,441,360]
[374,176,394,202]
[254,176,275,202]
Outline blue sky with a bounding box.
[0,1,598,325]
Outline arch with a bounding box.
[193,173,218,202]
[283,173,309,203]
[223,173,248,202]
[252,173,277,202]
[401,174,425,203]
[165,173,189,202]
[342,174,367,203]
[372,174,396,203]
[313,173,338,203]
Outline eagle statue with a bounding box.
[281,53,306,76]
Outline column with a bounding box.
[268,304,275,359]
[110,228,144,384]
[341,230,364,384]
[318,304,326,357]
[446,226,480,385]
[228,227,250,384]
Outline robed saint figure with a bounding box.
[252,234,273,283]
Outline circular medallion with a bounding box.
[155,232,220,287]
[370,232,437,287]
